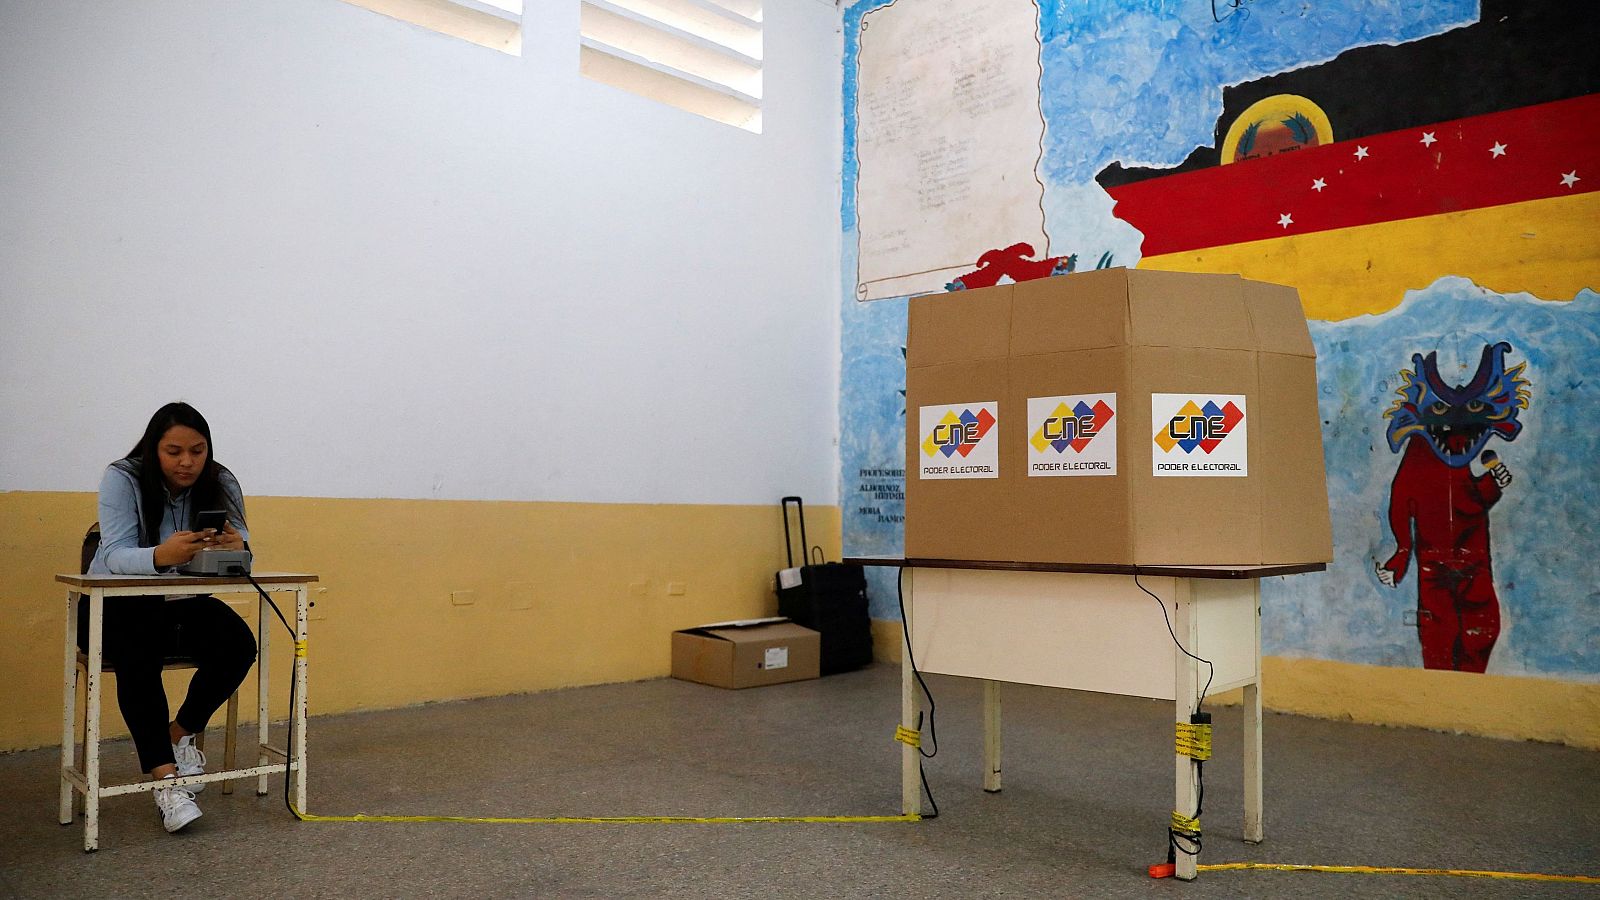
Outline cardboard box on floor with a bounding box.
[671,618,821,689]
[905,268,1332,566]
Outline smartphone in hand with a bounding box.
[196,509,228,534]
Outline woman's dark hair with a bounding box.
[120,402,226,545]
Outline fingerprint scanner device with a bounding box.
[180,548,254,576]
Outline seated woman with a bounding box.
[85,402,257,833]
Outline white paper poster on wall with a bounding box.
[1151,394,1248,477]
[918,403,999,479]
[1027,393,1116,476]
[854,0,1049,301]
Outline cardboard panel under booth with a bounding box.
[670,618,821,689]
[905,268,1333,566]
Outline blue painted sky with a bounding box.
[1033,0,1477,184]
[1265,281,1600,680]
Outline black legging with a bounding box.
[77,595,257,773]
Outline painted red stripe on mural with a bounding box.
[1105,93,1600,257]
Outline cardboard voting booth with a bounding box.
[905,268,1332,566]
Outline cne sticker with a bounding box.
[918,402,999,479]
[1151,394,1248,477]
[1027,393,1117,476]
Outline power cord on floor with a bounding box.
[1133,572,1212,871]
[896,567,939,819]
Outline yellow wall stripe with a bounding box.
[0,491,838,752]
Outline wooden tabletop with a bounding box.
[57,573,319,588]
[842,556,1326,580]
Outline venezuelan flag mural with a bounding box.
[1107,94,1597,320]
[1099,8,1598,323]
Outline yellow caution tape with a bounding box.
[1170,811,1200,834]
[294,640,307,659]
[1197,863,1600,884]
[894,725,921,748]
[1175,721,1212,760]
[290,807,918,825]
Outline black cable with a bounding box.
[1132,573,1214,709]
[241,571,304,821]
[918,761,939,820]
[248,573,293,637]
[1132,572,1211,861]
[896,567,938,818]
[1168,762,1205,858]
[895,567,939,759]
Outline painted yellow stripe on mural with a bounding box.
[1140,191,1600,321]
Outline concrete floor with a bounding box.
[3,664,1596,899]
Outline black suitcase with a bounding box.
[776,497,874,675]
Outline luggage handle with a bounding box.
[781,497,829,568]
[782,496,807,569]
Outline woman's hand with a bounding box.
[153,531,209,568]
[209,522,246,551]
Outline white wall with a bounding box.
[0,0,843,505]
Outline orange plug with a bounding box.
[1148,863,1176,878]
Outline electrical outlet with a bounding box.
[507,581,535,611]
[667,582,687,596]
[309,587,328,621]
[450,589,477,606]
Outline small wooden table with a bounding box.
[847,557,1324,881]
[57,573,318,851]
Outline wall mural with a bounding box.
[840,0,1600,679]
[1377,342,1529,672]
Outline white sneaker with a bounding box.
[173,734,206,793]
[154,779,202,833]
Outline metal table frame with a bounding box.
[57,572,317,851]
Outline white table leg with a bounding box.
[84,589,103,852]
[983,680,1002,793]
[60,590,78,825]
[1244,579,1264,843]
[901,570,921,816]
[293,587,309,813]
[256,591,271,796]
[1172,578,1199,881]
[222,691,239,795]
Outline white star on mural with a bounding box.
[1560,171,1580,188]
[1354,146,1370,160]
[1312,178,1326,192]
[1278,213,1293,228]
[1420,132,1437,147]
[1490,141,1508,157]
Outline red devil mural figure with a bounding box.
[1376,342,1531,672]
